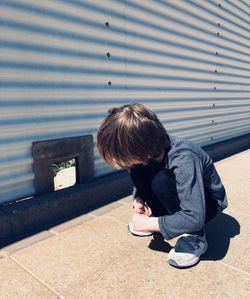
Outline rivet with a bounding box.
[212,120,214,123]
[217,32,220,36]
[215,69,218,73]
[213,103,215,107]
[108,81,112,86]
[216,51,219,55]
[106,53,111,57]
[218,23,221,26]
[219,4,221,7]
[105,22,110,27]
[211,137,214,140]
[214,87,216,90]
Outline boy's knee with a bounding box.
[151,169,177,195]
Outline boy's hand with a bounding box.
[131,213,160,232]
[133,197,150,216]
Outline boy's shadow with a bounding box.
[201,212,240,260]
[148,233,173,253]
[148,212,240,261]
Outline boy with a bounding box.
[97,103,227,268]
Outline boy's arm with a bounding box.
[131,213,160,232]
[158,152,206,240]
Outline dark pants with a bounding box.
[130,164,218,225]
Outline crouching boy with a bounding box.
[97,103,227,268]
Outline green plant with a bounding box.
[52,159,76,177]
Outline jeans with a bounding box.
[130,164,218,225]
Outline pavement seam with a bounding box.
[119,201,131,205]
[0,250,8,258]
[217,260,250,277]
[101,214,129,226]
[0,231,57,256]
[10,256,65,299]
[48,229,60,235]
[86,212,98,218]
[87,202,125,217]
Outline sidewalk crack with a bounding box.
[10,256,65,299]
[218,260,250,276]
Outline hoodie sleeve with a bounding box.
[158,152,206,240]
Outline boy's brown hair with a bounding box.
[97,103,170,169]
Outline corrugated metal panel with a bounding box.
[0,0,249,203]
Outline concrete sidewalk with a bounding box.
[0,150,249,299]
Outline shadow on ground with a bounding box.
[202,212,240,261]
[147,212,240,262]
[148,233,173,253]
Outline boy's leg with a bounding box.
[151,169,219,224]
[150,169,219,268]
[151,168,181,216]
[129,164,167,217]
[205,196,219,223]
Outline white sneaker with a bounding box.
[128,222,153,237]
[167,232,208,268]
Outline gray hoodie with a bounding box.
[157,135,228,240]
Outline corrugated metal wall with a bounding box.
[0,0,249,203]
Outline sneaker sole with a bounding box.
[127,224,153,237]
[167,256,200,269]
[167,242,208,268]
